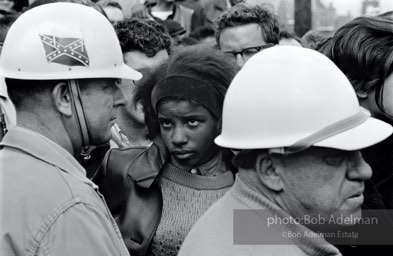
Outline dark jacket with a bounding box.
[93,137,237,256]
[93,139,168,256]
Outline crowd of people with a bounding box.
[1,0,393,256]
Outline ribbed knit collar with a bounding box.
[169,151,229,176]
[160,162,234,190]
[230,175,342,256]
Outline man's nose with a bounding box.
[346,152,372,181]
[113,85,127,107]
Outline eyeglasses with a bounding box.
[223,43,275,61]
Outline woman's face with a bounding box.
[380,73,393,119]
[157,100,219,169]
[362,73,393,121]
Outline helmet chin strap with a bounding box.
[68,79,91,151]
[269,108,370,155]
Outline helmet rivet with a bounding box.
[68,67,72,71]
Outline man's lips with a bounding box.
[346,187,365,208]
[349,186,365,199]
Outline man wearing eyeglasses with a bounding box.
[215,3,280,67]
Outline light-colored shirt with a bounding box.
[0,76,16,129]
[110,123,133,149]
[0,127,130,256]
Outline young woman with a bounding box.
[94,45,239,256]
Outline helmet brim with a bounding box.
[0,63,142,81]
[314,116,392,151]
[215,116,392,151]
[103,63,143,81]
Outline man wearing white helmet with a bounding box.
[179,46,393,256]
[0,3,141,256]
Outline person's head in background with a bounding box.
[0,0,15,15]
[114,17,171,146]
[162,19,186,46]
[318,16,393,124]
[301,30,326,50]
[214,2,280,67]
[97,0,123,26]
[0,13,19,54]
[189,25,216,47]
[116,17,171,80]
[1,0,28,14]
[27,0,107,16]
[278,30,302,47]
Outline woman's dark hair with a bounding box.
[318,16,393,119]
[135,45,239,140]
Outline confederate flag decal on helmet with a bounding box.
[40,35,90,67]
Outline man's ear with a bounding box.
[52,82,73,116]
[255,154,284,192]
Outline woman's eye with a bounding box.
[160,121,172,128]
[188,120,199,127]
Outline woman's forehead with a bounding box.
[157,100,212,117]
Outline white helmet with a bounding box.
[0,2,141,81]
[215,46,392,154]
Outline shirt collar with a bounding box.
[1,126,97,188]
[0,76,8,97]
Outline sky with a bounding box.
[322,0,393,17]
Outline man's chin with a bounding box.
[90,133,112,146]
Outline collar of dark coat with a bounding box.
[127,136,168,188]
